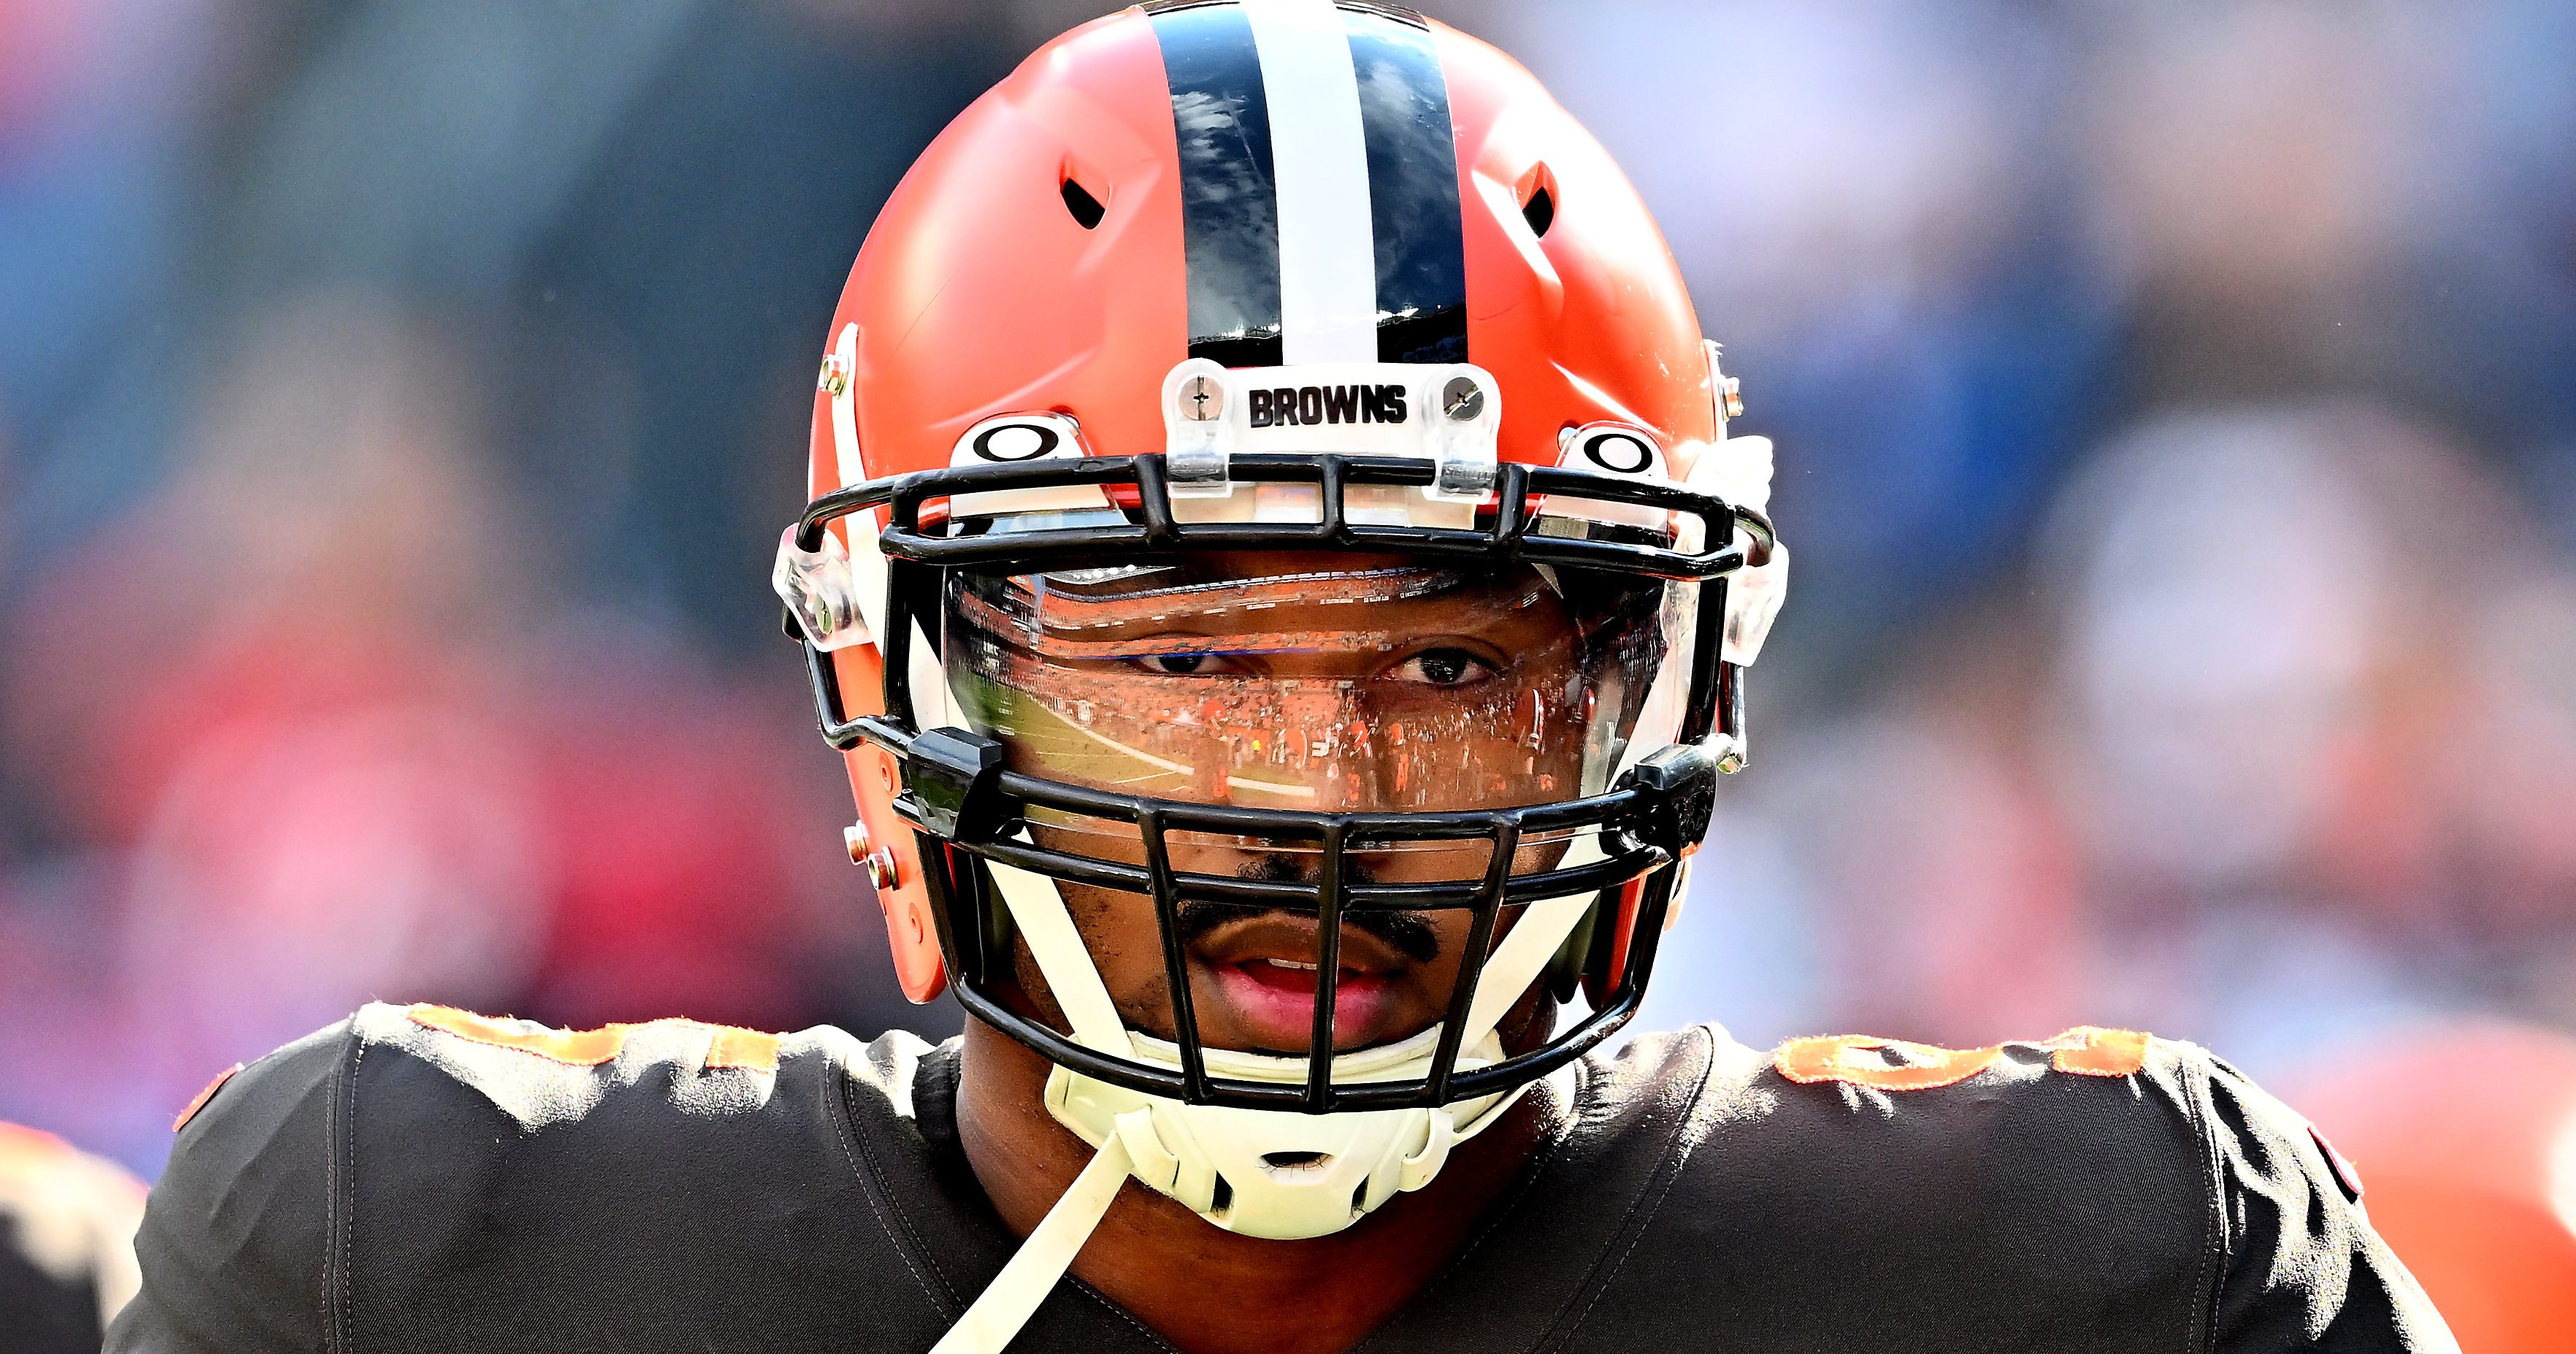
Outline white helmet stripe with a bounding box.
[1242,0,1380,364]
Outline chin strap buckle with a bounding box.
[1113,1107,1181,1193]
[1397,1106,1461,1192]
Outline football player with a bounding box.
[112,3,2454,1351]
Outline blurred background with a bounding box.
[3,1,2574,1322]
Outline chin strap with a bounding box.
[928,1133,1135,1354]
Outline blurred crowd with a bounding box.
[2,0,2572,1253]
[1597,1,2576,1074]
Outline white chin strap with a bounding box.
[928,838,1606,1354]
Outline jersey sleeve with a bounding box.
[2201,1055,2457,1353]
[105,1019,353,1354]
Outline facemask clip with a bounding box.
[773,526,872,651]
[1425,372,1500,505]
[1619,743,1719,857]
[1162,357,1238,497]
[900,728,1011,841]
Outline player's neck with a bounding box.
[955,1020,1555,1354]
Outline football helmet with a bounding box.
[775,2,1785,1347]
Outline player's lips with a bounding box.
[1190,914,1410,1052]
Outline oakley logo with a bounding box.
[972,422,1062,462]
[1580,429,1657,475]
[1247,384,1408,429]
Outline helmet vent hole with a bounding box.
[1061,176,1105,229]
[1262,1150,1329,1169]
[1209,1174,1234,1215]
[1521,184,1555,238]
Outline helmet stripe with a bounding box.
[1343,8,1466,363]
[1149,2,1286,367]
[1241,0,1381,364]
[1148,1,1468,368]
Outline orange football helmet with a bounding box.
[780,0,1783,1104]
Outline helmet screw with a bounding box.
[817,353,852,397]
[845,823,901,890]
[1719,375,1744,421]
[1441,375,1484,422]
[1178,374,1224,422]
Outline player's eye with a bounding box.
[1127,651,1237,676]
[1390,647,1498,687]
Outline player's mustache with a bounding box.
[1172,853,1441,963]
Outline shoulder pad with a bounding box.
[402,1004,782,1072]
[1774,1025,2153,1092]
[358,1003,818,1133]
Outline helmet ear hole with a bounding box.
[1060,175,1106,229]
[1521,185,1555,238]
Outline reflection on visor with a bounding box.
[1023,805,1599,848]
[944,551,1670,814]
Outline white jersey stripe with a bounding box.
[1241,0,1380,364]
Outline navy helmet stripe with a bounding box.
[1149,3,1285,367]
[1343,9,1467,364]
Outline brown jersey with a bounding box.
[110,1002,2453,1352]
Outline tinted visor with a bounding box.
[944,550,1671,814]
